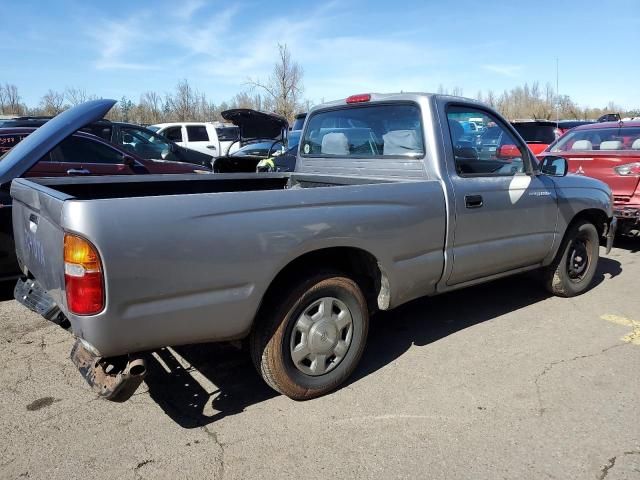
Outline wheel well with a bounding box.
[570,208,609,236]
[260,247,385,316]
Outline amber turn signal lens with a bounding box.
[63,233,104,315]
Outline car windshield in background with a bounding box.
[231,140,282,157]
[550,126,640,152]
[287,130,301,151]
[216,127,240,141]
[512,123,558,144]
[301,104,424,157]
[291,114,306,131]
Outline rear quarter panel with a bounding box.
[61,179,446,356]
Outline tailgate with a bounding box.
[11,178,69,308]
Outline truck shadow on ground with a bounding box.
[613,233,640,253]
[0,280,15,301]
[143,256,622,429]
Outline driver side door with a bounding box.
[445,105,558,285]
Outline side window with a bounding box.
[52,136,124,164]
[186,126,209,142]
[164,127,183,142]
[447,107,528,176]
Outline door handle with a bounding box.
[66,168,91,175]
[465,194,483,208]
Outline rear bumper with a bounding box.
[613,205,640,224]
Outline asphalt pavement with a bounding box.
[1,238,639,479]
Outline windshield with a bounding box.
[550,126,640,152]
[231,140,283,157]
[287,130,301,151]
[512,124,558,144]
[301,103,423,157]
[216,127,240,142]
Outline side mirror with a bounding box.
[497,144,520,159]
[122,133,134,143]
[541,156,568,176]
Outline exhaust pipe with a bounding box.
[70,339,147,402]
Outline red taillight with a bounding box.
[614,162,640,176]
[64,233,104,315]
[346,93,371,104]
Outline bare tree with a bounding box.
[65,87,90,106]
[247,44,304,121]
[137,91,163,124]
[168,79,198,121]
[1,83,25,115]
[39,89,66,116]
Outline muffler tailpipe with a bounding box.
[70,339,147,402]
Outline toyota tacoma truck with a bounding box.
[7,95,616,402]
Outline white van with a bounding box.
[151,122,240,157]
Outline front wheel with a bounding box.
[543,220,600,297]
[250,272,369,400]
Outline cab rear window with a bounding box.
[300,104,424,157]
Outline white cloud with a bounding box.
[481,64,524,77]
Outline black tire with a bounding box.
[250,272,369,400]
[543,220,600,297]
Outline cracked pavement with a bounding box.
[1,241,639,479]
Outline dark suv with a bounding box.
[0,118,214,168]
[511,120,560,155]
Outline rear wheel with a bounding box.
[250,272,369,400]
[543,220,599,297]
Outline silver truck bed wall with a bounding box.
[12,181,73,309]
[12,176,446,357]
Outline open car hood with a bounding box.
[0,99,116,185]
[221,109,288,141]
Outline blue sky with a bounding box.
[2,0,639,109]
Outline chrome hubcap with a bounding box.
[289,297,353,376]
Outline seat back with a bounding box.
[571,139,593,150]
[321,132,349,155]
[600,140,623,150]
[383,130,419,155]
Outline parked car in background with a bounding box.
[539,120,640,234]
[213,109,289,172]
[256,130,301,172]
[0,117,213,168]
[0,126,209,279]
[598,113,621,123]
[557,120,594,135]
[291,112,307,131]
[511,120,561,155]
[8,96,614,403]
[151,122,240,158]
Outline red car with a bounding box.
[0,128,211,177]
[0,127,210,279]
[538,121,640,234]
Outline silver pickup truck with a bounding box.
[7,95,616,402]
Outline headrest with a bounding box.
[571,140,592,150]
[599,140,623,150]
[321,132,349,155]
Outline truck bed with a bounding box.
[11,172,446,357]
